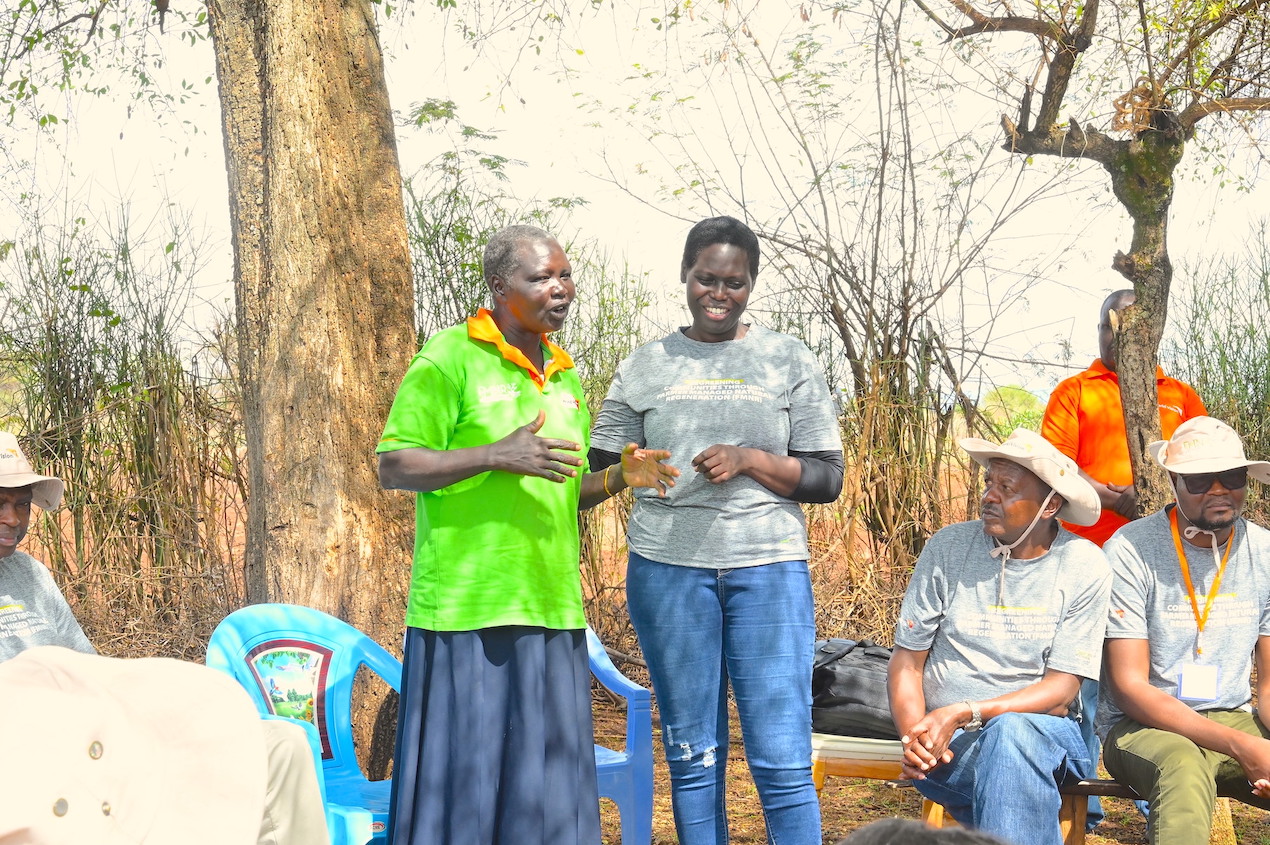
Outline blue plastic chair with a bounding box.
[206,604,401,844]
[208,604,654,844]
[587,627,655,845]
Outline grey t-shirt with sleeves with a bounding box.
[590,325,841,569]
[894,521,1112,714]
[1097,507,1270,738]
[0,551,96,664]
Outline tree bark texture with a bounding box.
[1102,130,1185,517]
[1003,118,1186,518]
[206,0,416,769]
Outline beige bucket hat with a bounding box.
[0,431,64,510]
[0,646,268,844]
[1148,416,1270,481]
[959,428,1102,526]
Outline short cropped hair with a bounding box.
[483,225,555,286]
[680,216,760,280]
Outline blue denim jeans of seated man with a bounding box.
[1079,677,1105,831]
[911,712,1092,845]
[626,552,820,845]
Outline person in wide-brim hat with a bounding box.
[1147,414,1270,481]
[886,426,1112,845]
[0,431,64,510]
[959,427,1102,527]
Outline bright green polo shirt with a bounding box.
[377,310,590,631]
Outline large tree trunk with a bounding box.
[206,0,416,772]
[1102,128,1186,517]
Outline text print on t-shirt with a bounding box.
[960,606,1060,641]
[0,597,53,641]
[659,378,772,403]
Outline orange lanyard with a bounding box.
[1169,508,1234,656]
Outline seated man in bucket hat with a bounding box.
[0,431,329,844]
[887,428,1111,845]
[0,431,95,659]
[1100,416,1270,844]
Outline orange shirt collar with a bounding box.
[467,309,574,388]
[1088,359,1166,380]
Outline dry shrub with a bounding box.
[1,204,247,660]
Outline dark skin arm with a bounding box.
[379,410,678,507]
[888,645,1082,779]
[1105,637,1270,796]
[691,445,801,496]
[1078,468,1139,521]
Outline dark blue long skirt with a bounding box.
[387,626,602,845]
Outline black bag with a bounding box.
[810,638,900,739]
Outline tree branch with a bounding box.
[1178,96,1270,130]
[1156,0,1270,92]
[909,0,961,38]
[12,0,111,60]
[1000,114,1121,164]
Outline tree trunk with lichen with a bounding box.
[205,0,416,776]
[1101,126,1185,518]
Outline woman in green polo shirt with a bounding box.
[377,224,677,845]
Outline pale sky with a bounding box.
[7,0,1267,400]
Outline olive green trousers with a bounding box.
[1104,709,1270,845]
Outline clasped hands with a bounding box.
[899,703,972,780]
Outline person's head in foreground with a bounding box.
[1148,415,1270,541]
[0,432,64,561]
[837,818,1009,844]
[679,215,761,343]
[958,428,1101,559]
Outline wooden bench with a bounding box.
[811,734,1136,845]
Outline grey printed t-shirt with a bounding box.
[1097,507,1270,738]
[0,551,96,663]
[590,325,841,568]
[894,521,1111,713]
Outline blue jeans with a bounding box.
[1079,677,1104,830]
[911,712,1092,845]
[626,552,820,845]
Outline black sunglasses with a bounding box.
[1179,467,1248,494]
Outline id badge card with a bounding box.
[1178,664,1220,702]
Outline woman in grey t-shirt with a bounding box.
[590,216,844,845]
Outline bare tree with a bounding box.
[908,0,1270,512]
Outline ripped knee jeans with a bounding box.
[626,551,821,845]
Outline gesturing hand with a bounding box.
[691,444,748,484]
[489,410,583,482]
[619,443,679,497]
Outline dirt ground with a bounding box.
[593,697,1270,845]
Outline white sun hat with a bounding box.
[0,647,268,845]
[0,432,64,510]
[1148,416,1270,482]
[958,428,1101,526]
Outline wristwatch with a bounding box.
[963,700,983,732]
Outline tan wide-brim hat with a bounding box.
[959,428,1102,526]
[0,431,64,510]
[1148,415,1270,482]
[0,647,267,845]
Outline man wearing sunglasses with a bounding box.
[1099,416,1270,844]
[1040,289,1207,831]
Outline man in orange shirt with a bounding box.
[1041,289,1207,546]
[1040,288,1206,830]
